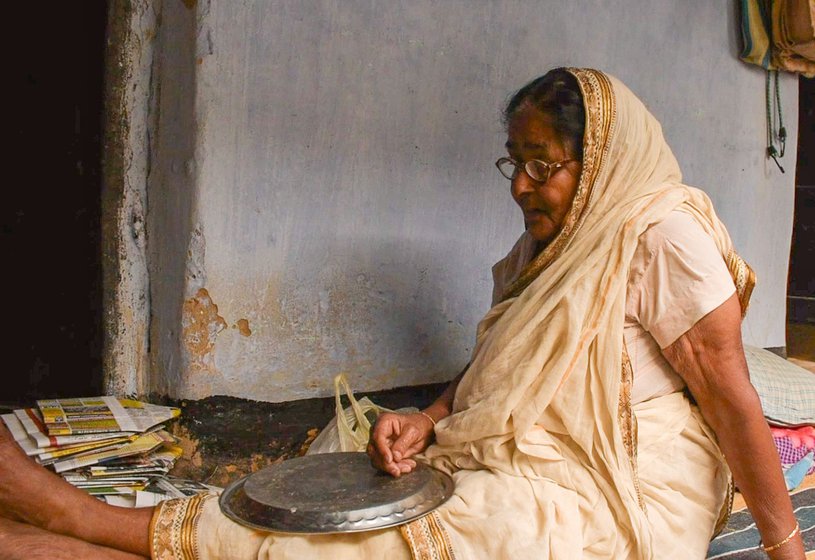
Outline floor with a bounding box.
[167,382,446,488]
[788,322,815,374]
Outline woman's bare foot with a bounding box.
[0,420,153,556]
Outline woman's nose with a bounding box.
[511,170,536,199]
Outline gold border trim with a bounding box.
[400,512,457,560]
[712,476,735,538]
[502,68,616,301]
[150,493,211,560]
[619,344,645,511]
[725,249,756,317]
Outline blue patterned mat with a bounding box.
[707,487,815,559]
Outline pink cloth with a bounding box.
[772,426,815,474]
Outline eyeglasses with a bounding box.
[495,157,575,184]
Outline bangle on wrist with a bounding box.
[761,523,799,553]
[419,411,437,427]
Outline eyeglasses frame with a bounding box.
[495,156,576,184]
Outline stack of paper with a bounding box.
[0,396,210,506]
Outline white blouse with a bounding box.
[624,210,736,404]
[490,210,737,405]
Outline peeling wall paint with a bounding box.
[235,319,252,337]
[183,288,227,358]
[140,1,798,403]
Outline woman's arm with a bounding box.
[423,366,466,423]
[662,294,804,560]
[367,366,467,477]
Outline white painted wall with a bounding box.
[147,0,798,401]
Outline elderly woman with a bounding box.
[0,68,804,560]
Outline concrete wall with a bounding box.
[102,0,156,397]
[136,0,798,402]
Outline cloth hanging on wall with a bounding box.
[738,0,814,171]
[772,0,815,75]
[740,0,815,77]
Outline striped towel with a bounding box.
[739,0,775,69]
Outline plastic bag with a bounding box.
[307,373,393,455]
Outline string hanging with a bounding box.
[765,69,786,173]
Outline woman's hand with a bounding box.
[367,365,465,477]
[367,411,435,477]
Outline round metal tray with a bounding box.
[219,452,454,534]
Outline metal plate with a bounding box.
[219,452,454,534]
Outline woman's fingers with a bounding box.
[391,415,434,461]
[367,438,395,471]
[369,414,408,475]
[383,458,417,477]
[397,458,417,474]
[369,413,432,477]
[367,443,401,476]
[391,424,422,461]
[402,438,430,459]
[371,415,400,463]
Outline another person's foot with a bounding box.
[0,516,148,560]
[0,420,95,535]
[0,420,155,557]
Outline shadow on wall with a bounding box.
[146,2,200,396]
[343,240,479,379]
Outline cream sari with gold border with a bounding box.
[150,68,754,560]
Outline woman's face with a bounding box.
[505,105,582,245]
